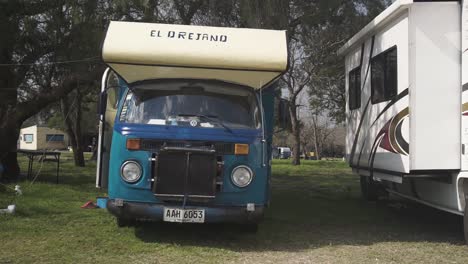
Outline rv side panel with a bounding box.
[368,14,410,173]
[346,11,411,174]
[409,2,461,171]
[462,1,468,171]
[345,45,363,163]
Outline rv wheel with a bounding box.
[464,204,468,245]
[360,175,378,201]
[116,217,133,227]
[244,223,259,233]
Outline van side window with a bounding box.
[348,66,361,110]
[106,71,120,110]
[371,46,397,104]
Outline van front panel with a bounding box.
[107,124,268,206]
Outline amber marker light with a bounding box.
[234,144,249,155]
[126,138,141,150]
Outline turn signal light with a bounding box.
[126,138,141,150]
[234,144,249,155]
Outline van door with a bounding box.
[96,68,120,188]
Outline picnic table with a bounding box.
[17,150,61,184]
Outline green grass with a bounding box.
[1,156,468,263]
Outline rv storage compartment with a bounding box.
[408,2,461,171]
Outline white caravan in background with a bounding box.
[338,0,468,243]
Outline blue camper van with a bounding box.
[96,21,288,228]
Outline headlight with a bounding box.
[121,161,142,183]
[231,165,253,188]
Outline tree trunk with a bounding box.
[312,117,321,161]
[61,94,85,167]
[90,146,97,161]
[289,103,301,165]
[74,88,85,167]
[0,44,20,181]
[0,119,20,182]
[72,144,85,167]
[0,102,21,182]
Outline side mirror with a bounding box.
[276,98,291,130]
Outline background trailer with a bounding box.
[18,125,68,151]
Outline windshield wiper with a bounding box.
[178,114,234,134]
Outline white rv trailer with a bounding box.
[338,0,468,242]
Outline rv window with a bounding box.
[371,46,397,104]
[24,134,33,143]
[46,134,64,142]
[348,66,361,110]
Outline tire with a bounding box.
[360,175,379,201]
[464,203,468,245]
[244,223,259,233]
[116,217,133,227]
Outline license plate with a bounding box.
[163,208,205,223]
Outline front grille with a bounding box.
[141,139,234,155]
[152,149,217,200]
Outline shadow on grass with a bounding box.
[132,172,465,251]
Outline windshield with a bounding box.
[119,81,261,130]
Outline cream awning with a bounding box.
[102,21,288,89]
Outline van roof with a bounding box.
[102,21,288,90]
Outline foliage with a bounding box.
[47,99,97,134]
[303,0,391,124]
[0,0,106,179]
